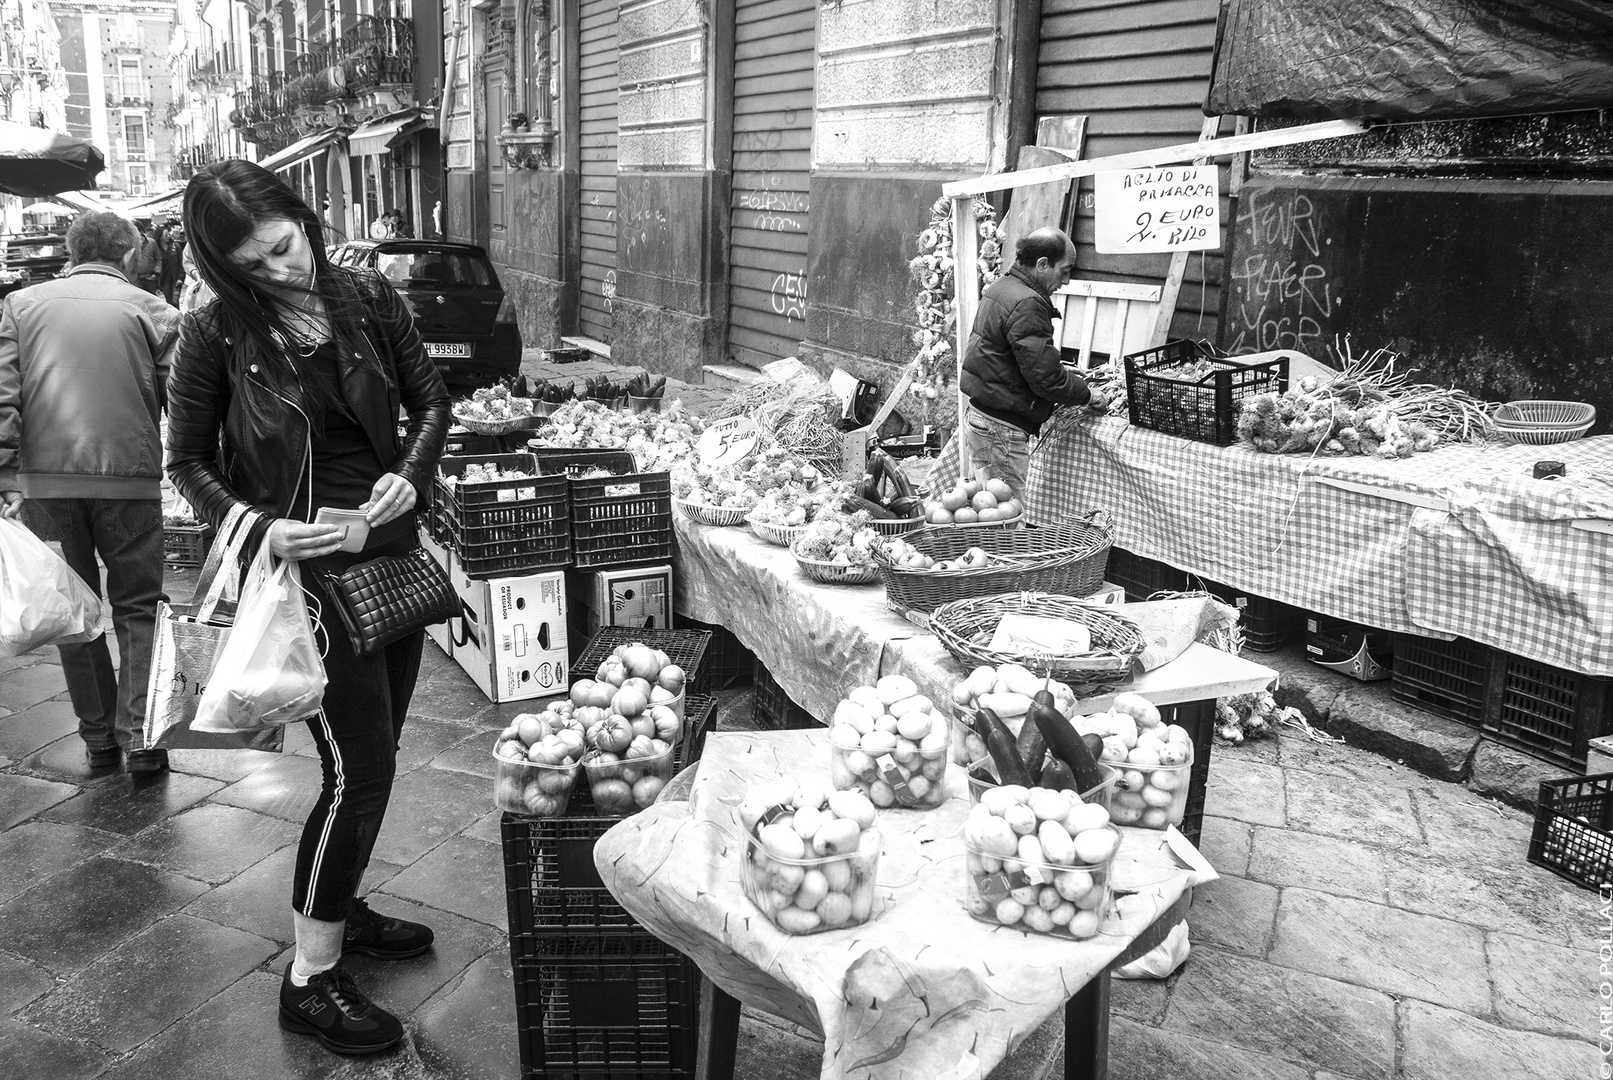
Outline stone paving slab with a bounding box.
[369,767,490,868]
[1399,999,1598,1080]
[411,951,521,1080]
[21,913,279,1054]
[1182,874,1279,959]
[1159,946,1397,1080]
[1282,769,1426,850]
[0,820,121,903]
[118,805,302,886]
[40,769,224,835]
[0,950,55,1014]
[1268,888,1492,1013]
[1485,931,1590,1041]
[378,835,508,932]
[1246,824,1390,904]
[1107,1017,1312,1080]
[0,1015,111,1080]
[0,698,78,760]
[0,771,77,829]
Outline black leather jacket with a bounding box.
[166,269,450,552]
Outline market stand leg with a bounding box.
[696,976,742,1080]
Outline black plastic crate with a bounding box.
[436,453,571,576]
[677,617,754,689]
[442,429,523,457]
[1164,699,1216,846]
[502,697,712,938]
[1483,652,1613,771]
[442,507,573,577]
[531,448,674,570]
[573,626,713,696]
[1123,339,1287,447]
[1190,578,1301,652]
[1529,773,1613,891]
[1105,547,1189,602]
[163,524,212,568]
[512,930,699,1079]
[1390,633,1491,724]
[752,664,819,730]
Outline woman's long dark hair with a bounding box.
[181,160,383,436]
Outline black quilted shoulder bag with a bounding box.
[318,548,458,656]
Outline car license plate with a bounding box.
[425,342,471,358]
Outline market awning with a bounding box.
[347,110,433,158]
[49,189,108,213]
[256,128,342,173]
[1206,0,1613,121]
[0,120,105,196]
[124,187,185,214]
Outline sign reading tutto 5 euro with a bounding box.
[1093,165,1220,255]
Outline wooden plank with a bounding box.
[1150,114,1221,345]
[952,197,980,463]
[1000,146,1076,260]
[941,119,1369,197]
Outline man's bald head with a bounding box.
[1015,228,1074,269]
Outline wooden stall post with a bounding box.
[951,194,981,476]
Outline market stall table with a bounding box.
[595,729,1204,1080]
[928,418,1613,676]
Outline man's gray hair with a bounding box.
[65,211,139,265]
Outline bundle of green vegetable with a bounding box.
[625,372,668,400]
[1236,344,1495,459]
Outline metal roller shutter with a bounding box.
[579,0,619,343]
[1035,0,1227,341]
[726,0,816,368]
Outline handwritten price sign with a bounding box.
[1093,166,1220,254]
[698,417,760,468]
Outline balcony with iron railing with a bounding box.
[226,17,416,151]
[189,44,242,90]
[170,137,222,181]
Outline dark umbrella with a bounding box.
[0,120,105,197]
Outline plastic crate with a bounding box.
[1190,578,1301,652]
[677,617,754,689]
[1390,633,1491,724]
[573,626,713,696]
[1105,547,1189,602]
[1163,698,1216,846]
[502,696,713,938]
[1528,773,1613,891]
[512,930,699,1080]
[535,457,673,571]
[163,524,212,568]
[1123,340,1287,447]
[437,453,571,576]
[752,664,819,730]
[1482,652,1613,771]
[442,430,524,457]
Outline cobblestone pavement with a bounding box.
[0,362,1599,1077]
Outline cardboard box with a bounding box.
[1305,615,1391,682]
[446,557,569,703]
[567,564,673,641]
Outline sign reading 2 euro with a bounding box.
[1093,166,1221,254]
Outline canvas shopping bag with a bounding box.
[144,504,285,752]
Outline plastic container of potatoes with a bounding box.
[742,827,882,935]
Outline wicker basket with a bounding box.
[791,546,881,586]
[925,511,1024,532]
[875,514,1112,619]
[928,592,1145,689]
[868,514,927,537]
[675,498,752,527]
[450,407,544,435]
[1494,400,1596,427]
[747,512,810,547]
[1493,423,1594,446]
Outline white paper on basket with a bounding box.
[987,613,1091,656]
[1164,825,1219,887]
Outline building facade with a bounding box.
[1,0,68,130]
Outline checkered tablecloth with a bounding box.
[929,417,1613,676]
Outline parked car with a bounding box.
[0,233,69,299]
[327,239,522,390]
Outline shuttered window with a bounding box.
[726,0,816,368]
[1036,0,1228,342]
[578,0,620,342]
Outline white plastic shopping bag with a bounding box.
[0,515,103,657]
[191,544,326,732]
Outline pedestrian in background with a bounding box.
[169,160,450,1056]
[133,220,162,295]
[0,211,179,774]
[158,225,185,306]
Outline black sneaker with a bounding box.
[278,961,404,1055]
[125,749,169,775]
[85,744,121,769]
[343,896,434,960]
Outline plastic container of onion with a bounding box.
[963,788,1121,939]
[828,709,951,809]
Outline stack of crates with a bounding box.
[529,447,674,571]
[434,452,571,577]
[502,626,717,1080]
[751,664,819,730]
[1105,547,1189,602]
[1392,633,1613,771]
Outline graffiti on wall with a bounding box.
[770,269,807,323]
[1227,188,1341,356]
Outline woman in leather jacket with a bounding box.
[167,160,450,1056]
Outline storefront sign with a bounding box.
[1093,166,1220,254]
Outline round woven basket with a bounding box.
[747,512,810,547]
[924,511,1024,532]
[791,545,881,585]
[1494,400,1596,427]
[868,514,927,537]
[1493,422,1594,446]
[675,498,751,527]
[928,592,1145,689]
[450,408,544,435]
[875,513,1112,617]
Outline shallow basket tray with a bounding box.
[1493,400,1596,428]
[928,591,1146,689]
[867,514,927,536]
[675,498,752,527]
[792,551,881,586]
[747,513,811,547]
[1492,422,1594,446]
[450,407,544,436]
[875,514,1112,617]
[924,511,1024,532]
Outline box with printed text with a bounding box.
[446,556,569,704]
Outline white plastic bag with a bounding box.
[1114,920,1191,980]
[191,544,326,732]
[0,515,103,657]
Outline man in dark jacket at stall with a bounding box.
[958,227,1106,499]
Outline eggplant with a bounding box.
[979,706,1032,788]
[1081,733,1107,762]
[842,494,897,520]
[886,495,925,520]
[1015,719,1047,786]
[1039,757,1078,791]
[1030,693,1108,793]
